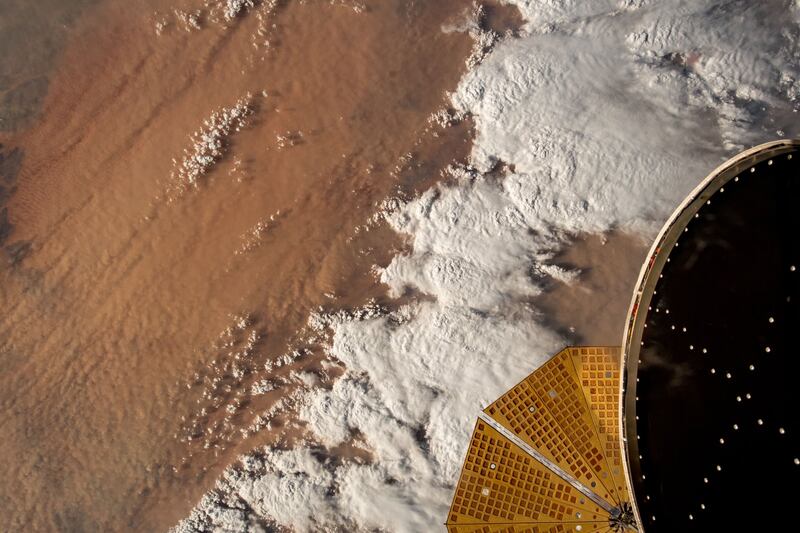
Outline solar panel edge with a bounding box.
[446,418,609,527]
[568,348,631,503]
[484,348,621,502]
[559,350,624,506]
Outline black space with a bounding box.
[630,150,799,530]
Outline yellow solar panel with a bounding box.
[448,346,637,532]
[446,421,608,526]
[483,349,621,505]
[568,347,630,503]
[446,523,611,532]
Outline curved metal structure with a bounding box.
[619,139,800,531]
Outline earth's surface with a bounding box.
[0,1,798,531]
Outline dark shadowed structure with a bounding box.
[621,140,799,531]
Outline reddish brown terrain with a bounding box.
[0,0,495,529]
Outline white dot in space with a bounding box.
[795,458,799,465]
[689,514,694,520]
[684,228,688,233]
[769,317,775,323]
[726,372,732,379]
[682,327,687,332]
[733,424,739,430]
[711,368,716,374]
[706,200,711,205]
[646,495,651,500]
[768,159,773,165]
[666,308,670,314]
[779,428,786,435]
[720,438,725,444]
[737,396,742,402]
[750,167,756,173]
[695,213,699,218]
[671,325,676,330]
[765,346,771,353]
[789,154,793,160]
[746,393,751,399]
[720,187,725,192]
[791,265,796,272]
[652,516,656,521]
[703,477,709,483]
[735,176,740,182]
[750,364,755,371]
[701,504,706,510]
[690,345,694,350]
[716,465,722,471]
[758,419,764,425]
[702,348,708,354]
[642,474,646,480]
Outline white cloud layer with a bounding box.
[175,1,800,531]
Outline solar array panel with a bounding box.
[447,347,634,532]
